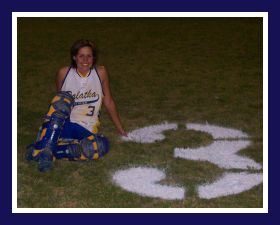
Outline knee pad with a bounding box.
[79,134,110,160]
[46,91,74,120]
[36,92,75,150]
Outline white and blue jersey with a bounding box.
[61,67,103,133]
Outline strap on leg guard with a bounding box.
[34,91,74,142]
[25,92,74,172]
[37,92,74,172]
[38,91,74,149]
[80,134,110,160]
[53,140,82,160]
[51,134,110,161]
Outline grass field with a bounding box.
[17,16,263,208]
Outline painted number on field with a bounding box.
[113,122,262,200]
[113,167,185,200]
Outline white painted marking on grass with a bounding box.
[112,167,185,200]
[187,123,249,139]
[198,172,263,199]
[122,122,178,143]
[174,123,261,170]
[117,122,262,200]
[174,140,262,170]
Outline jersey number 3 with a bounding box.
[86,106,95,116]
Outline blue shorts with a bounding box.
[60,119,93,140]
[38,118,93,142]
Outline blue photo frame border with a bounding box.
[1,0,276,223]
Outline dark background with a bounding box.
[0,0,277,224]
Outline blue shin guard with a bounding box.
[53,142,82,160]
[37,112,65,172]
[27,91,74,172]
[51,134,110,161]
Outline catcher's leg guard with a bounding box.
[45,91,74,120]
[80,134,110,160]
[52,134,110,161]
[53,140,82,160]
[27,91,74,172]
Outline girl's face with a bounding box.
[74,46,94,74]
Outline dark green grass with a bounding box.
[17,17,263,208]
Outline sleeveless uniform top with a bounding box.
[61,67,103,133]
